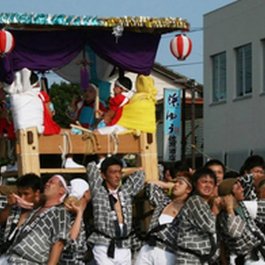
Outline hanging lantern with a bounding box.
[170,34,192,60]
[0,29,15,55]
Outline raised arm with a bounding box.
[86,161,102,192]
[145,182,171,207]
[123,169,145,196]
[65,191,91,241]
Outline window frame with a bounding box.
[236,43,252,97]
[212,51,227,103]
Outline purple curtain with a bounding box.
[0,29,161,84]
[0,30,85,84]
[86,30,161,75]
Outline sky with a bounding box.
[0,0,235,84]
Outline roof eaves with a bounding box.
[0,12,190,34]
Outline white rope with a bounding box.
[59,131,72,167]
[110,132,119,155]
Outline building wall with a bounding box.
[204,0,265,170]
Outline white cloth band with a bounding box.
[53,174,69,202]
[115,80,129,92]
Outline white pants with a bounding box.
[93,245,131,265]
[134,244,176,265]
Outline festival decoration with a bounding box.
[77,49,90,91]
[0,12,190,32]
[0,29,15,55]
[112,24,124,43]
[170,34,192,60]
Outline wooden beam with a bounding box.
[16,127,40,176]
[37,132,141,154]
[40,168,86,174]
[39,167,141,176]
[15,128,158,182]
[139,133,158,181]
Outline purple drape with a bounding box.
[86,30,161,75]
[0,29,161,84]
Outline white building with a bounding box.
[204,0,265,171]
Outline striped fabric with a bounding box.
[59,217,87,265]
[218,201,265,259]
[172,195,217,265]
[3,206,21,241]
[86,162,145,248]
[144,183,176,251]
[7,205,71,265]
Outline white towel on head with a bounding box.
[69,178,89,200]
[53,174,69,202]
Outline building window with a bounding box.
[212,52,226,102]
[236,43,252,97]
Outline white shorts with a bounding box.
[93,245,131,265]
[134,244,176,265]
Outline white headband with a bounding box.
[174,176,192,188]
[87,83,98,91]
[115,80,129,92]
[53,174,69,202]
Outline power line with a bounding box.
[165,61,203,67]
[161,27,203,39]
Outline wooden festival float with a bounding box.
[0,12,190,182]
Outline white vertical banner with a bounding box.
[163,88,182,162]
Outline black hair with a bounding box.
[240,155,265,175]
[224,170,240,180]
[204,159,226,173]
[100,156,123,174]
[30,72,39,85]
[192,167,217,189]
[16,173,43,192]
[116,76,132,91]
[174,160,190,175]
[161,162,175,180]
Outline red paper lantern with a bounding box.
[170,34,192,60]
[0,29,15,55]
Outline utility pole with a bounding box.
[188,79,197,169]
[175,78,197,168]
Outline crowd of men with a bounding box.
[0,154,265,265]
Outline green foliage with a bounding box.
[49,82,81,128]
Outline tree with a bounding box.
[49,82,81,128]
